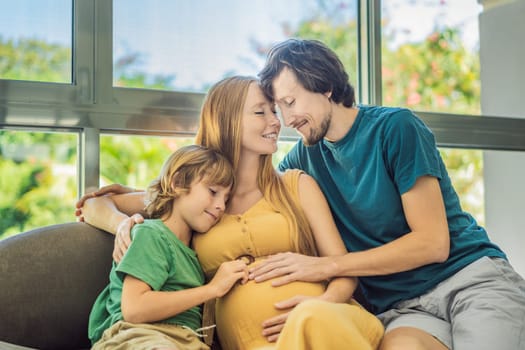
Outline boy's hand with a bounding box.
[209,260,249,297]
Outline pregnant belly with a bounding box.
[215,277,325,350]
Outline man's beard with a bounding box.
[303,112,331,146]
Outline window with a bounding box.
[0,0,523,247]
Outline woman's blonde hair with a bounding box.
[195,76,318,256]
[145,145,234,220]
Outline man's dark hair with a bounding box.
[258,38,355,107]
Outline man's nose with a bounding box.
[278,108,293,127]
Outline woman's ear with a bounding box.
[324,90,332,100]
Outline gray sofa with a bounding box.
[0,222,114,350]
[0,222,369,350]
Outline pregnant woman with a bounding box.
[77,76,383,350]
[193,75,383,350]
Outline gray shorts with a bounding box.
[377,256,525,350]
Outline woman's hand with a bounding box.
[75,184,139,221]
[261,294,318,342]
[261,311,289,343]
[113,213,144,262]
[249,252,335,286]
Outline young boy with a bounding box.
[88,145,247,350]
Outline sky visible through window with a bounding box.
[0,0,481,91]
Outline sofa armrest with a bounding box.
[0,222,114,350]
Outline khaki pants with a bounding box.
[92,321,210,350]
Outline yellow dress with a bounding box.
[192,170,383,350]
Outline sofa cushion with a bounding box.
[0,222,114,350]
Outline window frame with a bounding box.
[0,0,524,198]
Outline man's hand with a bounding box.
[248,252,335,286]
[75,184,138,221]
[113,213,144,262]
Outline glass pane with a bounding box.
[0,130,78,240]
[113,0,358,92]
[439,148,484,226]
[0,0,72,83]
[381,0,482,115]
[99,135,195,190]
[274,140,296,167]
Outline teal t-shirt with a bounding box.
[88,219,205,344]
[279,105,506,314]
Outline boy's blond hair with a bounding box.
[145,145,234,220]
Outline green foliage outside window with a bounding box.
[0,131,77,239]
[0,37,71,83]
[99,135,194,189]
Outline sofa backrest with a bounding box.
[0,222,114,350]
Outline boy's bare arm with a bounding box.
[121,260,248,324]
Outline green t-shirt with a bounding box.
[88,219,205,344]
